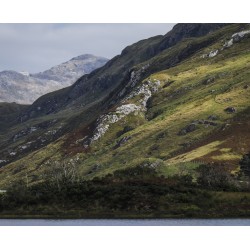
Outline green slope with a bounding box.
[64,24,250,179]
[0,23,249,188]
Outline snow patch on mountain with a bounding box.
[19,71,30,76]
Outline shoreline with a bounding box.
[1,214,250,220]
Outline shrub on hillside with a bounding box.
[197,163,234,190]
[239,153,250,177]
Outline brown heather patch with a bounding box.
[170,110,250,169]
[62,122,95,155]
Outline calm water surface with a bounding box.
[0,219,250,226]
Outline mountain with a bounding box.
[0,23,250,218]
[0,54,108,104]
[32,54,108,84]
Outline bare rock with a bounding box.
[224,107,236,113]
[178,123,197,135]
[204,120,217,126]
[113,136,131,149]
[208,115,218,120]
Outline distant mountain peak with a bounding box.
[0,54,109,104]
[70,54,101,61]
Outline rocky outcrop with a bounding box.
[113,136,132,149]
[201,29,250,60]
[201,50,218,58]
[178,117,219,136]
[193,119,218,126]
[91,79,161,142]
[208,115,218,121]
[178,123,197,136]
[90,104,141,142]
[223,30,250,48]
[224,107,237,113]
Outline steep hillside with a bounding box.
[0,54,108,104]
[22,24,228,120]
[63,23,250,179]
[0,23,249,188]
[0,102,28,132]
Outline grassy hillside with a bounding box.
[0,102,28,130]
[0,24,250,188]
[63,24,250,179]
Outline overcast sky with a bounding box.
[0,24,175,73]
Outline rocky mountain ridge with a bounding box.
[0,54,108,104]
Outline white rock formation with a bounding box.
[208,50,218,58]
[91,79,161,142]
[127,64,150,88]
[201,29,250,59]
[223,29,250,48]
[201,49,219,58]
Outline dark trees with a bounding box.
[240,153,250,177]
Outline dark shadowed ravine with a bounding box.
[0,219,250,226]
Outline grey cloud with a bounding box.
[0,23,175,73]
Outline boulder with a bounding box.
[202,77,215,85]
[178,123,196,135]
[208,50,218,58]
[208,115,218,120]
[204,120,217,126]
[186,123,197,132]
[224,107,236,113]
[113,136,131,149]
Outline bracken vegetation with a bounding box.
[1,157,250,218]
